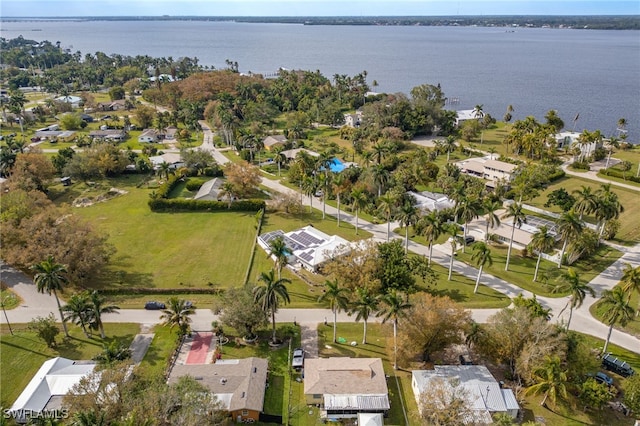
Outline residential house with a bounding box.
[454,109,477,127]
[304,357,390,420]
[33,130,76,143]
[554,131,603,159]
[55,95,82,108]
[164,126,178,140]
[9,357,96,424]
[89,129,127,142]
[138,129,162,143]
[149,153,184,170]
[194,178,225,201]
[279,148,320,161]
[97,99,127,111]
[344,110,363,128]
[456,156,518,186]
[412,365,519,424]
[168,358,268,423]
[258,226,352,272]
[409,191,455,212]
[262,135,287,151]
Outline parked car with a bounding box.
[594,372,614,386]
[144,301,166,310]
[292,348,305,370]
[185,300,194,309]
[602,353,635,377]
[464,236,475,245]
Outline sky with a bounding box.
[1,1,638,17]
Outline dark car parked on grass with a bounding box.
[144,301,165,310]
[602,353,635,377]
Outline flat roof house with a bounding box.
[9,357,96,424]
[168,357,268,423]
[456,156,518,185]
[304,357,390,421]
[412,365,519,424]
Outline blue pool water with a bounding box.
[329,158,345,173]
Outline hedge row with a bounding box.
[600,168,640,183]
[95,287,223,295]
[154,174,181,199]
[548,168,565,182]
[148,197,266,212]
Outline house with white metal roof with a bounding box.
[304,357,390,421]
[9,357,96,424]
[411,365,519,424]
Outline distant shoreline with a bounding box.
[1,15,639,30]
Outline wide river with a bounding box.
[2,20,639,140]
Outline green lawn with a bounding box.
[526,175,640,245]
[137,325,181,379]
[60,176,257,290]
[455,241,623,297]
[0,323,140,408]
[590,288,640,339]
[0,285,20,310]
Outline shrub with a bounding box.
[28,314,60,348]
[570,161,590,171]
[600,167,640,183]
[185,178,208,192]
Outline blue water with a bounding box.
[1,21,638,140]
[329,158,345,173]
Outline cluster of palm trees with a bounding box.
[315,278,412,369]
[31,256,119,339]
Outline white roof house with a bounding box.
[10,357,96,423]
[257,226,352,272]
[55,95,82,108]
[409,191,455,212]
[358,412,384,426]
[149,153,184,170]
[280,148,320,161]
[554,131,603,157]
[412,365,519,423]
[455,109,478,127]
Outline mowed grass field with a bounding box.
[59,177,257,290]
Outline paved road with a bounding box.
[3,130,639,355]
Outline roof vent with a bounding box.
[220,378,227,384]
[194,376,203,381]
[241,392,246,398]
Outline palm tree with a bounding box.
[268,236,289,280]
[62,292,92,337]
[529,225,555,282]
[471,242,492,294]
[525,355,569,408]
[594,184,624,241]
[317,172,331,219]
[31,256,69,337]
[351,188,369,235]
[318,279,349,343]
[156,162,173,180]
[446,223,462,281]
[501,203,526,271]
[473,104,485,119]
[350,287,379,344]
[89,290,119,339]
[442,135,457,162]
[218,181,236,209]
[397,201,419,253]
[620,263,640,304]
[553,268,595,330]
[301,175,317,213]
[253,269,291,343]
[482,199,501,242]
[418,210,445,266]
[556,211,584,268]
[377,192,398,242]
[160,297,196,336]
[377,290,411,369]
[458,197,481,254]
[599,287,635,354]
[572,185,597,220]
[332,173,350,227]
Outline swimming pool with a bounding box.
[329,157,345,173]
